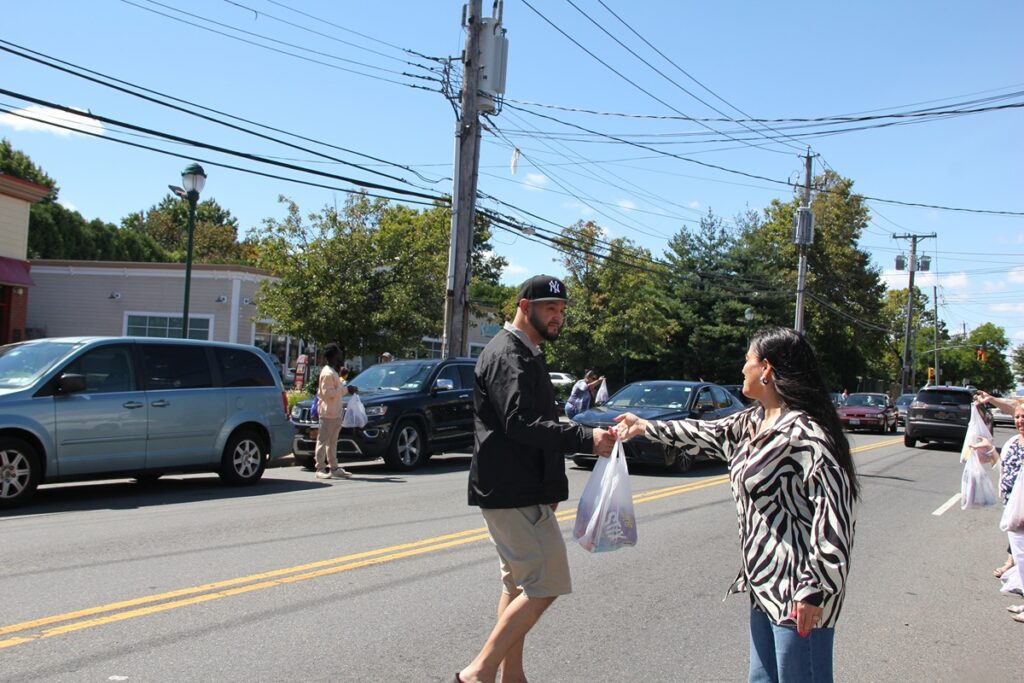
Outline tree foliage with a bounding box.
[28,202,170,261]
[122,195,253,264]
[0,138,57,201]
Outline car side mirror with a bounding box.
[57,373,87,394]
[433,378,455,393]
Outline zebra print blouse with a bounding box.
[645,406,857,628]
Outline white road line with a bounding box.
[932,493,962,516]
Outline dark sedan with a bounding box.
[570,380,745,473]
[837,392,897,433]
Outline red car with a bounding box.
[837,392,898,433]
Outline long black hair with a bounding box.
[751,326,859,499]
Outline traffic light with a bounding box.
[977,347,988,363]
[928,366,935,381]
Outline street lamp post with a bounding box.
[744,307,755,348]
[171,164,206,339]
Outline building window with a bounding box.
[126,314,210,340]
[469,343,486,358]
[418,337,443,359]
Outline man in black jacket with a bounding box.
[458,275,614,683]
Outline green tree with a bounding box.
[734,171,886,391]
[940,323,1014,391]
[0,138,57,201]
[123,195,250,264]
[28,202,169,261]
[1012,345,1024,385]
[253,195,451,358]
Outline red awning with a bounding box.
[0,256,34,287]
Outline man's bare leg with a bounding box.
[458,593,556,683]
[496,590,526,683]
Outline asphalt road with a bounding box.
[2,428,1021,682]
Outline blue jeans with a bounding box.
[748,607,835,683]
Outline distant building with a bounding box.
[0,174,49,344]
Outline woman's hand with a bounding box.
[974,390,993,406]
[970,436,997,464]
[792,601,823,637]
[612,412,647,440]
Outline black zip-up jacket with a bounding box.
[469,328,595,508]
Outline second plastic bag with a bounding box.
[573,439,638,553]
[961,451,997,509]
[1000,467,1024,532]
[960,404,994,463]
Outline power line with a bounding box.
[0,40,445,186]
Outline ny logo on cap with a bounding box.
[549,280,561,294]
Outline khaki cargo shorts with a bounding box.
[481,504,572,598]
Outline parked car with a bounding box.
[721,384,754,406]
[837,392,898,433]
[894,393,916,425]
[0,337,294,509]
[549,372,577,388]
[993,405,1017,428]
[570,380,745,473]
[904,385,992,448]
[291,358,475,470]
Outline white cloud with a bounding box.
[1008,267,1024,284]
[505,263,527,275]
[881,269,969,296]
[941,272,969,289]
[57,199,77,212]
[523,173,548,191]
[1014,330,1024,341]
[0,104,105,137]
[688,200,701,209]
[617,199,636,210]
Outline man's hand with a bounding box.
[592,427,615,457]
[612,412,647,440]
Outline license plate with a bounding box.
[934,412,947,420]
[850,419,860,425]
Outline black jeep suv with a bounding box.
[904,385,992,448]
[291,358,476,470]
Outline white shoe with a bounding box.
[332,468,352,479]
[314,471,332,480]
[1007,604,1024,614]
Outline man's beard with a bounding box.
[528,307,561,341]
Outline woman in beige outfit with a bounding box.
[314,344,351,479]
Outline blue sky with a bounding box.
[3,1,1022,345]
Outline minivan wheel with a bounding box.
[0,437,41,509]
[219,430,268,485]
[384,420,425,470]
[904,433,917,448]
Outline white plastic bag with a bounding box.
[595,378,609,405]
[573,439,637,553]
[960,405,993,463]
[342,394,368,428]
[961,451,997,509]
[1000,467,1024,532]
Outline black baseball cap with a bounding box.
[518,274,569,303]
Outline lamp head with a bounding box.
[181,163,207,194]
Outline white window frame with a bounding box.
[123,310,214,340]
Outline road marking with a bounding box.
[0,436,901,649]
[932,493,962,516]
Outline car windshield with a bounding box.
[895,395,915,407]
[351,362,437,391]
[606,383,693,410]
[0,341,79,388]
[916,390,972,406]
[846,394,885,407]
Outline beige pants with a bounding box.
[314,417,342,472]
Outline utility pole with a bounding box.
[893,232,936,393]
[442,0,484,359]
[933,285,941,385]
[793,149,814,333]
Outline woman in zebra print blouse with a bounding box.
[614,327,859,683]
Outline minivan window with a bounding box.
[62,345,136,393]
[216,347,275,387]
[0,341,78,388]
[141,345,213,390]
[916,389,972,406]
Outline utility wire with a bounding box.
[0,40,445,186]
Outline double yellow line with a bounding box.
[0,438,898,649]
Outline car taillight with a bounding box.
[281,391,289,419]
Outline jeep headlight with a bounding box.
[291,405,303,419]
[365,405,388,417]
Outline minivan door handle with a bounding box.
[458,394,470,399]
[122,401,144,409]
[150,399,170,407]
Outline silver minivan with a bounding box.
[0,337,294,509]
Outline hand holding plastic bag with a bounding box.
[595,378,609,405]
[343,394,368,428]
[960,405,993,463]
[573,439,637,552]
